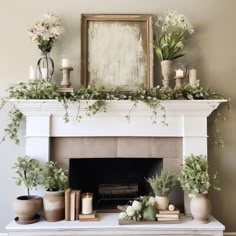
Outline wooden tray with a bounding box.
[119,219,181,225]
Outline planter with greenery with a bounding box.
[12,156,43,224]
[147,171,178,210]
[42,161,68,222]
[178,154,220,223]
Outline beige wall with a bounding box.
[0,0,235,233]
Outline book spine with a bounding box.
[65,188,71,221]
[75,190,81,220]
[70,190,76,221]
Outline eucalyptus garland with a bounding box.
[0,81,225,145]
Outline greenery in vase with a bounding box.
[154,10,194,61]
[178,154,220,195]
[28,12,64,53]
[118,196,157,221]
[43,161,68,191]
[12,156,43,199]
[147,171,178,197]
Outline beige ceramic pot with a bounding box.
[43,190,65,222]
[190,193,211,223]
[13,195,42,222]
[155,196,169,210]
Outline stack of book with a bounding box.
[156,209,180,222]
[65,189,81,221]
[79,211,98,221]
[56,88,74,93]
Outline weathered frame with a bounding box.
[81,14,153,90]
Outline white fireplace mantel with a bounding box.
[11,99,226,160]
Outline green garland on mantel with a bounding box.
[0,81,226,145]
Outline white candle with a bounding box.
[41,68,48,80]
[189,69,197,87]
[29,66,36,80]
[62,58,71,68]
[175,69,184,79]
[81,193,93,214]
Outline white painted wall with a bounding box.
[0,0,236,233]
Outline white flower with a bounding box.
[126,206,135,217]
[119,212,127,220]
[148,196,156,206]
[132,200,142,211]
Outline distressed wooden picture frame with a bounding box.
[81,14,153,90]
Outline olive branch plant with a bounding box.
[0,80,228,146]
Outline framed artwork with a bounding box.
[81,14,153,90]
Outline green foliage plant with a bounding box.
[43,161,68,191]
[12,156,43,199]
[147,171,178,197]
[178,154,220,195]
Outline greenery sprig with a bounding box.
[0,81,225,145]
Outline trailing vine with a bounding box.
[0,81,226,145]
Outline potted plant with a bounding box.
[178,154,220,223]
[147,171,177,210]
[12,156,43,224]
[42,161,68,221]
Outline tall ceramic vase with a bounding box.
[161,60,173,89]
[190,193,211,223]
[43,191,65,222]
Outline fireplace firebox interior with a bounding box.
[70,158,163,211]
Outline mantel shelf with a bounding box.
[10,99,227,117]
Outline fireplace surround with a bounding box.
[6,99,226,236]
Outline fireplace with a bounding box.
[70,157,163,211]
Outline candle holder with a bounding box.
[174,63,188,90]
[60,67,73,88]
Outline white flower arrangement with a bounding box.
[154,10,194,61]
[119,196,157,221]
[28,12,64,53]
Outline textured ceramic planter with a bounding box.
[43,190,65,222]
[13,196,42,223]
[190,193,211,223]
[155,196,169,210]
[161,60,173,89]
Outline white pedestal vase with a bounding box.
[155,196,169,210]
[161,60,173,89]
[190,193,211,223]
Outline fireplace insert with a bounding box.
[70,158,162,211]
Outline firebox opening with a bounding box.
[70,158,163,212]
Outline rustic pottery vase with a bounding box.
[190,193,211,223]
[13,195,42,223]
[155,196,169,210]
[161,60,173,89]
[43,190,65,222]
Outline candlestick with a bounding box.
[29,66,36,80]
[62,58,71,68]
[60,67,73,88]
[81,193,93,214]
[189,69,197,87]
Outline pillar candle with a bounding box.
[189,69,197,87]
[175,69,184,79]
[29,66,36,80]
[62,58,71,68]
[81,193,93,214]
[41,68,48,80]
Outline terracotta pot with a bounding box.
[161,60,173,89]
[155,196,169,210]
[190,193,211,223]
[13,196,42,222]
[43,190,65,222]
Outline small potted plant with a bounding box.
[178,154,220,223]
[42,161,68,221]
[147,171,177,210]
[12,156,43,224]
